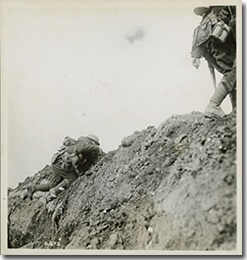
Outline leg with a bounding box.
[27,182,52,200]
[222,61,236,93]
[51,162,77,183]
[229,88,236,110]
[222,64,236,110]
[204,65,236,118]
[204,82,228,118]
[27,163,63,200]
[48,162,78,197]
[27,160,78,200]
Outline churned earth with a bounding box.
[7,111,237,251]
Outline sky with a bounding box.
[2,0,238,188]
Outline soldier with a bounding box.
[27,134,101,200]
[191,6,236,118]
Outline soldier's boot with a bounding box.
[27,183,51,200]
[204,83,228,118]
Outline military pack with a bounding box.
[211,21,231,43]
[192,8,232,48]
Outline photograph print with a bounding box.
[1,0,242,255]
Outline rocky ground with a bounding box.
[7,111,237,251]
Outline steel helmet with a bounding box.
[193,6,210,16]
[86,134,100,145]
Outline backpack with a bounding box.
[210,21,231,43]
[51,136,76,164]
[192,8,232,49]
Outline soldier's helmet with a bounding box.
[193,6,210,16]
[86,134,100,146]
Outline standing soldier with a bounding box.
[27,134,102,200]
[191,6,236,118]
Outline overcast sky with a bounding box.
[2,0,237,188]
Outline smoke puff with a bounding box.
[125,26,146,44]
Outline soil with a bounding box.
[7,111,237,250]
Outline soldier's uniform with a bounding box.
[191,6,236,117]
[27,135,101,200]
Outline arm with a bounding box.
[191,27,203,69]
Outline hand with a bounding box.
[192,58,200,69]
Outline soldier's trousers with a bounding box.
[51,161,78,186]
[222,61,236,109]
[35,161,78,192]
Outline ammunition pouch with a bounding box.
[211,21,231,43]
[193,18,231,49]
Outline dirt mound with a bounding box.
[7,111,237,250]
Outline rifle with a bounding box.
[207,62,216,90]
